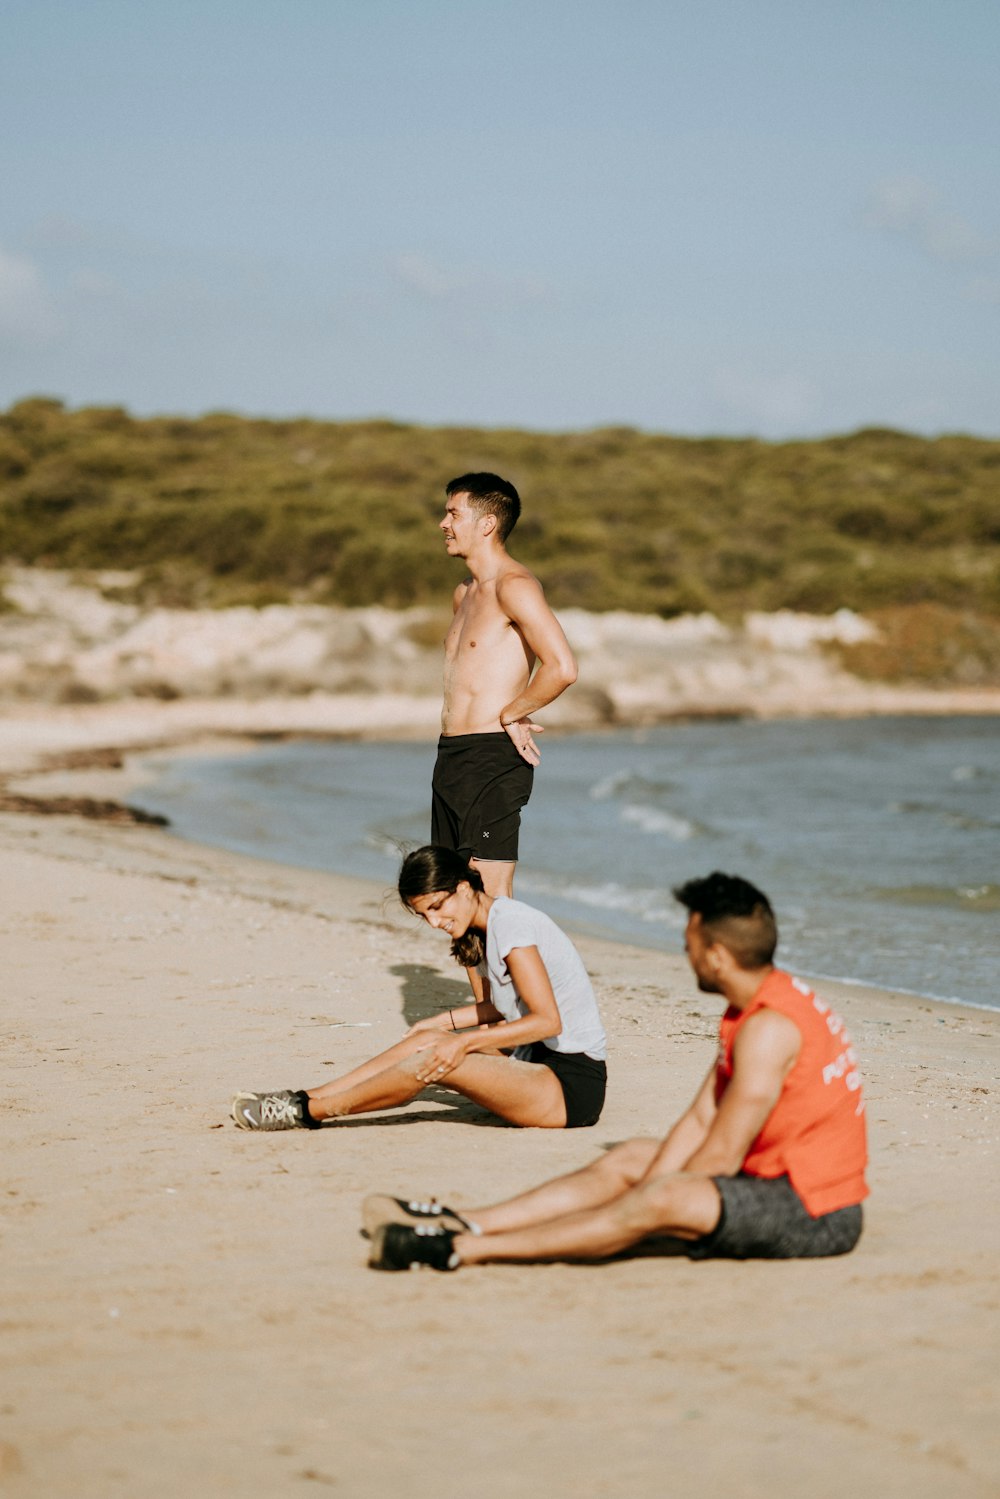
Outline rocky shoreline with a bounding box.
[2,568,998,822]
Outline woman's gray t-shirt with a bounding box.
[483,897,607,1062]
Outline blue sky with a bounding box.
[1,0,997,438]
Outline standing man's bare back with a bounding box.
[432,473,577,898]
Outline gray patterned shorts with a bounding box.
[685,1173,863,1260]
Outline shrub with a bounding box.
[835,605,1000,685]
[0,399,997,623]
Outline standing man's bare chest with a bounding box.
[446,584,533,671]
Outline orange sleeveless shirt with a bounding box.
[716,969,869,1217]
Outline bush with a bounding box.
[836,605,1000,685]
[0,400,997,623]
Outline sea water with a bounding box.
[136,716,1000,1011]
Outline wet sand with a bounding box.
[2,798,998,1498]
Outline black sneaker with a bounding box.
[368,1222,459,1272]
[361,1193,475,1238]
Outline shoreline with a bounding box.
[2,675,1000,782]
[2,701,997,1017]
[4,805,998,1496]
[135,751,1000,1018]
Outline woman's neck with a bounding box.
[472,891,495,931]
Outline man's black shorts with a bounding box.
[522,1042,607,1129]
[685,1173,863,1260]
[431,732,534,862]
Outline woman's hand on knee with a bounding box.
[412,1034,470,1084]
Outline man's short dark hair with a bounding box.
[673,871,778,969]
[446,472,521,542]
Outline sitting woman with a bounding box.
[231,845,607,1132]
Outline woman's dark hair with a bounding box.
[398,845,486,967]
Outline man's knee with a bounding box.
[597,1138,660,1188]
[625,1173,722,1239]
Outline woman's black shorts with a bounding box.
[523,1041,607,1128]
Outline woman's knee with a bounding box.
[393,1040,435,1080]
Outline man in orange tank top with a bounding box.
[366,872,869,1271]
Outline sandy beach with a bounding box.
[5,9,1000,1490]
[3,772,999,1498]
[2,581,998,1496]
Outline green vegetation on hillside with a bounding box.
[2,398,998,626]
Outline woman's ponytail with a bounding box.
[450,929,485,968]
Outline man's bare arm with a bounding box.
[496,574,577,763]
[641,1063,719,1178]
[682,1010,800,1177]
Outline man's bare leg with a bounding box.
[465,1138,661,1233]
[470,857,515,898]
[453,1173,723,1265]
[463,859,514,997]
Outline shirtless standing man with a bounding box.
[432,472,578,899]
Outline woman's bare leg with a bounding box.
[312,1051,567,1128]
[306,1031,444,1106]
[437,1053,566,1128]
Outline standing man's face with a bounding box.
[684,914,723,994]
[440,492,482,558]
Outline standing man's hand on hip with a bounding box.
[503,717,544,766]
